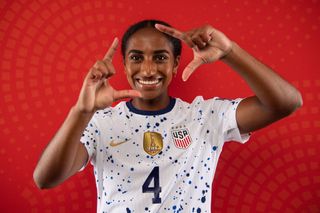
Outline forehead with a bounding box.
[126,27,174,54]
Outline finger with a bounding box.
[87,67,103,82]
[200,32,212,43]
[182,58,203,81]
[93,60,108,73]
[192,36,207,49]
[184,32,199,49]
[155,24,185,40]
[104,62,116,77]
[103,37,118,62]
[94,60,116,78]
[156,24,198,49]
[113,89,142,101]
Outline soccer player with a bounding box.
[33,20,302,212]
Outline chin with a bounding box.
[138,91,165,101]
[139,94,160,101]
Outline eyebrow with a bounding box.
[154,50,170,54]
[128,50,143,54]
[128,49,170,54]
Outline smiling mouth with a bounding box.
[136,78,162,86]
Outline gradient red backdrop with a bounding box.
[1,0,319,212]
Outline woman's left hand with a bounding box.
[155,24,232,81]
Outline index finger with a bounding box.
[103,37,119,61]
[155,24,195,48]
[155,24,185,41]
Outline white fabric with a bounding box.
[80,96,250,213]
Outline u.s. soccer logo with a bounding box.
[171,126,192,149]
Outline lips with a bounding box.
[135,77,163,88]
[138,79,161,85]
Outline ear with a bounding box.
[173,55,180,76]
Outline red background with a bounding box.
[1,0,319,212]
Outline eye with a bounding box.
[154,54,168,62]
[129,54,143,62]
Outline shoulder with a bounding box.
[173,96,219,118]
[178,96,244,114]
[180,96,225,109]
[92,101,127,122]
[175,96,210,107]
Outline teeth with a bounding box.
[138,79,160,85]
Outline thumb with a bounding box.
[182,58,203,81]
[113,89,142,101]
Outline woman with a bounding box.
[33,20,302,212]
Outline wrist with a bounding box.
[221,41,238,62]
[71,105,95,119]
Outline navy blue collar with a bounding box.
[126,97,176,115]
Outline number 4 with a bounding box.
[142,166,162,204]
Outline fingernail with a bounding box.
[155,24,161,30]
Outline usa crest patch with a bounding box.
[171,126,192,149]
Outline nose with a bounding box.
[141,60,156,76]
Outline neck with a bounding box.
[131,95,170,111]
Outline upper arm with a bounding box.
[236,96,289,134]
[67,142,89,178]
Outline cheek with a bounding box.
[125,64,139,76]
[124,66,133,83]
[158,62,172,70]
[162,64,175,76]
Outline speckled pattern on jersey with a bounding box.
[80,96,250,213]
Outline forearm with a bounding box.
[222,42,302,114]
[33,106,93,188]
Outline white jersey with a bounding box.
[80,96,250,213]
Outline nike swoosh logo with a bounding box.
[110,139,130,147]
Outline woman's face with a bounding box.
[124,27,180,101]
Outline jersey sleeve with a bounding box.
[216,98,250,143]
[79,116,100,170]
[189,96,250,145]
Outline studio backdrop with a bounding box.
[0,0,319,212]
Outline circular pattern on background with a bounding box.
[213,81,320,213]
[1,0,128,211]
[0,0,319,212]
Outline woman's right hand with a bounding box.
[75,38,141,114]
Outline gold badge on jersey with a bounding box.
[143,131,163,156]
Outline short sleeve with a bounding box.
[80,117,100,169]
[218,98,250,143]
